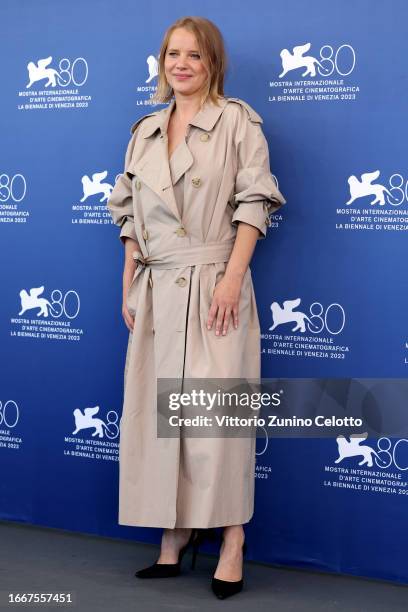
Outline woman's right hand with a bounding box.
[122,238,140,332]
[122,283,135,332]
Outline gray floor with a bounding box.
[0,520,406,611]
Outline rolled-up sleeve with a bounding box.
[231,107,286,239]
[107,133,138,245]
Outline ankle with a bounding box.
[221,526,245,549]
[161,528,192,551]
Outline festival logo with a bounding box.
[26,56,64,88]
[18,286,60,318]
[346,170,397,207]
[323,432,408,496]
[0,172,30,224]
[334,432,387,468]
[336,169,408,232]
[262,297,350,360]
[65,404,120,462]
[146,54,159,83]
[269,42,360,104]
[279,43,333,78]
[11,285,84,342]
[133,52,162,106]
[18,55,91,111]
[80,170,114,203]
[0,400,22,451]
[72,170,117,226]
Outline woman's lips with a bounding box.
[174,75,192,80]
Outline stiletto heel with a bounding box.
[135,528,198,578]
[191,538,199,570]
[211,539,247,599]
[190,527,219,570]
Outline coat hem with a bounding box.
[118,509,254,529]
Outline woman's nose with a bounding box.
[176,56,188,67]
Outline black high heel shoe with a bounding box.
[211,540,247,599]
[135,528,198,578]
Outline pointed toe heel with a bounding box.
[211,576,244,599]
[135,528,198,579]
[135,562,181,578]
[211,540,247,599]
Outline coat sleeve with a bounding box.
[107,133,139,246]
[231,105,286,239]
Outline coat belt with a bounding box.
[131,238,236,271]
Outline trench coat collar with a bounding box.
[130,96,229,222]
[142,96,229,138]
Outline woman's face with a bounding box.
[164,28,208,98]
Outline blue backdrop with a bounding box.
[1,0,408,585]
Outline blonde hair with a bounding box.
[151,16,228,108]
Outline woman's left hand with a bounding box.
[207,273,243,336]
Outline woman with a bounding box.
[107,16,286,599]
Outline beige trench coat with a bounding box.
[107,96,286,528]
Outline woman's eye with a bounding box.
[167,52,200,59]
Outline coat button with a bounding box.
[135,179,141,190]
[200,133,210,141]
[142,228,149,240]
[175,227,187,237]
[176,277,187,287]
[191,177,201,187]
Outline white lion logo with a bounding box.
[72,406,111,439]
[279,43,330,78]
[146,55,159,83]
[26,56,60,88]
[335,432,388,468]
[269,298,320,333]
[18,286,59,317]
[80,171,113,202]
[346,170,399,206]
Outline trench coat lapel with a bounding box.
[129,97,229,221]
[130,100,181,221]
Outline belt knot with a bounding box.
[132,251,149,268]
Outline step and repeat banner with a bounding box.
[1,0,408,585]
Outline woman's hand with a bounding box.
[207,272,243,336]
[122,274,136,333]
[206,222,260,336]
[122,238,140,332]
